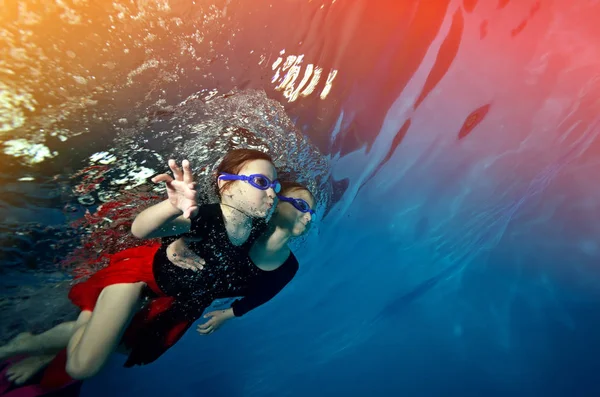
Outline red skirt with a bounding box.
[68,243,164,311]
[38,243,196,391]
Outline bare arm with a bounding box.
[131,159,199,240]
[131,200,191,239]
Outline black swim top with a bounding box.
[152,203,265,299]
[229,251,299,316]
[152,203,298,317]
[124,204,299,367]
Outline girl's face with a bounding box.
[219,159,278,218]
[275,188,315,236]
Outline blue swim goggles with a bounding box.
[277,195,315,215]
[218,172,281,193]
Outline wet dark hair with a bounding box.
[215,148,274,196]
[280,180,315,201]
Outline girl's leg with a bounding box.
[4,354,56,385]
[0,321,78,360]
[0,317,86,385]
[64,282,144,380]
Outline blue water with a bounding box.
[2,0,600,396]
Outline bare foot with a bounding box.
[0,333,34,361]
[5,354,55,385]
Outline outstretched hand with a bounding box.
[152,159,199,219]
[197,309,235,335]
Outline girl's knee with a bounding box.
[65,353,102,380]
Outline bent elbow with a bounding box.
[130,221,148,239]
